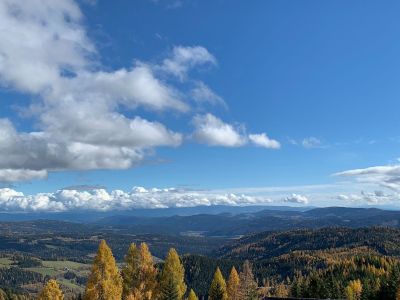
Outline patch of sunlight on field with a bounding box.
[26,267,59,277]
[27,260,91,278]
[0,257,13,268]
[58,278,84,292]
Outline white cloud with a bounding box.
[283,193,309,204]
[0,0,94,93]
[190,81,226,107]
[0,0,281,183]
[0,0,242,182]
[0,169,48,183]
[191,114,281,150]
[302,137,322,149]
[335,164,400,192]
[0,186,272,212]
[191,114,246,147]
[249,133,280,149]
[161,46,216,80]
[336,190,397,204]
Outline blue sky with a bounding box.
[0,0,400,211]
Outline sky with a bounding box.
[1,0,400,211]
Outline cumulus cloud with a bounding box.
[191,114,281,149]
[335,165,400,192]
[0,0,281,183]
[0,0,232,182]
[191,114,247,147]
[249,133,281,149]
[0,186,272,212]
[283,193,309,204]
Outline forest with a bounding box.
[0,220,400,300]
[2,224,400,299]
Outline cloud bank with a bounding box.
[0,187,272,212]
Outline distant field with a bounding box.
[0,254,90,294]
[0,257,13,267]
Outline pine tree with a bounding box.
[187,289,198,300]
[238,261,258,300]
[227,267,240,300]
[84,240,123,300]
[208,267,228,300]
[37,279,64,300]
[160,248,186,300]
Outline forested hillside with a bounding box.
[218,227,400,259]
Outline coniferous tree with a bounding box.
[84,240,122,300]
[238,261,258,300]
[122,243,158,300]
[274,283,289,298]
[227,267,240,300]
[160,276,180,300]
[122,243,140,299]
[138,243,158,299]
[345,279,362,300]
[160,248,186,300]
[37,279,64,300]
[187,289,198,300]
[208,267,227,300]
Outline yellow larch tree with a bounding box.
[84,240,122,300]
[187,289,198,300]
[37,279,64,300]
[227,267,240,300]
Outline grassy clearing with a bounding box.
[0,257,13,268]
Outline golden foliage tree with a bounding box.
[37,279,64,300]
[274,282,289,298]
[238,261,258,300]
[84,240,122,300]
[187,289,198,300]
[122,243,158,300]
[345,279,362,300]
[160,248,187,300]
[208,267,228,300]
[122,243,140,299]
[227,267,240,300]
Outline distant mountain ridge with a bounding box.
[92,206,400,236]
[0,205,310,222]
[1,206,400,237]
